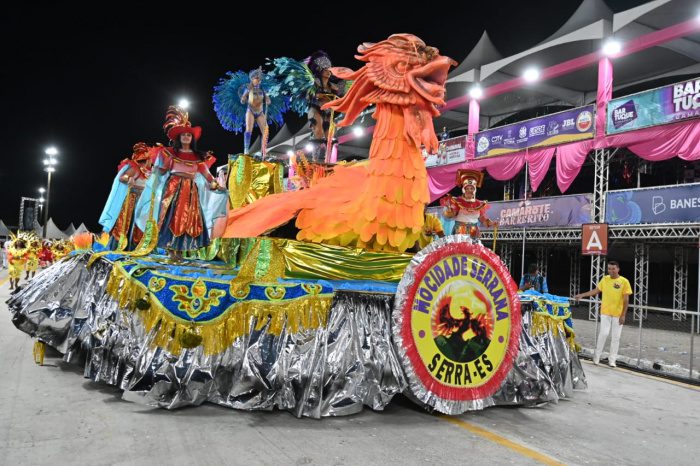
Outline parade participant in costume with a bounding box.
[306,51,344,141]
[99,142,155,250]
[7,233,29,290]
[441,169,497,239]
[418,211,445,249]
[268,51,346,161]
[225,34,455,252]
[25,234,42,279]
[39,240,53,268]
[135,106,228,260]
[213,67,288,158]
[51,239,72,262]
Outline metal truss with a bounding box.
[589,255,606,321]
[482,224,700,243]
[536,247,547,276]
[593,148,615,223]
[498,242,513,272]
[569,249,581,299]
[673,247,689,321]
[633,243,649,321]
[18,196,39,231]
[609,224,700,241]
[482,228,581,243]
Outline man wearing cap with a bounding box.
[441,169,498,239]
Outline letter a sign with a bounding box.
[582,223,608,256]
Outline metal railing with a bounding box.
[571,298,699,382]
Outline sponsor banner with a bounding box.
[485,194,592,228]
[475,105,595,158]
[605,183,700,225]
[394,238,521,407]
[582,223,608,256]
[424,135,468,168]
[607,77,700,134]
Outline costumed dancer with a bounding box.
[134,106,228,261]
[224,34,456,252]
[441,169,498,239]
[213,67,288,158]
[268,51,346,161]
[418,211,445,249]
[7,233,29,290]
[25,234,42,279]
[98,142,155,250]
[51,239,73,261]
[39,240,53,268]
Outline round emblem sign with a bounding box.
[393,236,521,414]
[576,111,593,132]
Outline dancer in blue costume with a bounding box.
[213,67,288,158]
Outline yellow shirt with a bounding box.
[597,275,632,317]
[419,214,444,248]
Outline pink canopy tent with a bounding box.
[424,16,700,202]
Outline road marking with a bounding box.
[582,359,700,391]
[0,277,8,287]
[440,415,566,465]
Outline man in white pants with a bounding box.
[575,261,632,367]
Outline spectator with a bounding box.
[574,260,632,367]
[519,263,548,294]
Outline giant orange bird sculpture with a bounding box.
[223,34,455,252]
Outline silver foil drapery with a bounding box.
[7,253,585,418]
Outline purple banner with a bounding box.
[475,105,595,158]
[607,77,700,134]
[485,194,592,228]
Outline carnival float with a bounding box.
[7,34,585,418]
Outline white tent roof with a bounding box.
[331,0,700,157]
[0,220,10,237]
[64,223,76,236]
[45,218,67,239]
[446,0,700,128]
[74,223,90,234]
[33,220,43,237]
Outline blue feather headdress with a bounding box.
[213,69,290,133]
[266,57,316,116]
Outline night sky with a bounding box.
[2,1,646,231]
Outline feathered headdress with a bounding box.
[163,106,202,141]
[248,67,263,80]
[131,142,151,162]
[308,50,332,77]
[456,169,484,188]
[266,57,315,116]
[213,69,289,133]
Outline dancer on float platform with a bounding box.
[135,106,228,261]
[441,169,498,240]
[575,260,632,367]
[267,51,346,161]
[99,142,154,250]
[213,67,288,158]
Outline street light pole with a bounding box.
[37,188,45,225]
[42,147,58,239]
[43,170,52,238]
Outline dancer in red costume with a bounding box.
[441,169,498,239]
